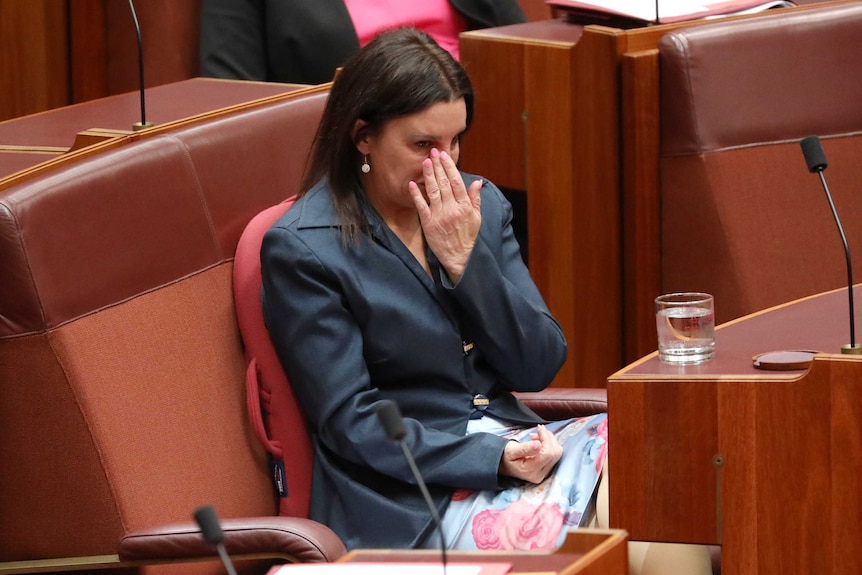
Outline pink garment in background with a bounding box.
[343,0,468,60]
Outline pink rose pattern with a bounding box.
[472,509,504,550]
[472,500,564,551]
[594,417,609,473]
[438,413,607,552]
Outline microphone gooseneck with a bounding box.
[127,0,153,131]
[800,135,859,353]
[375,400,448,575]
[193,505,239,575]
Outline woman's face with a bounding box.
[356,98,467,217]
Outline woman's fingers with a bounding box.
[422,157,440,205]
[438,150,470,203]
[499,425,567,484]
[409,180,430,218]
[425,148,469,204]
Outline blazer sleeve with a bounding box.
[450,0,527,28]
[200,0,268,81]
[200,0,359,84]
[261,225,511,490]
[444,179,568,392]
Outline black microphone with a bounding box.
[375,400,447,574]
[800,135,861,354]
[193,505,239,575]
[127,0,153,131]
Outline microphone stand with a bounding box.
[397,441,448,572]
[800,135,861,354]
[376,400,448,575]
[127,0,154,131]
[194,505,239,575]
[816,168,860,354]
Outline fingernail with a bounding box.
[423,158,432,168]
[430,148,439,158]
[441,151,450,161]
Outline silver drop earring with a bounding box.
[361,155,371,174]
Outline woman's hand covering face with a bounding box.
[409,147,482,284]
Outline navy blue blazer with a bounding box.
[260,174,567,549]
[200,0,527,85]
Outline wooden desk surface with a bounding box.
[616,285,857,379]
[339,528,628,575]
[0,78,306,179]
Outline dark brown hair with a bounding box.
[300,27,475,243]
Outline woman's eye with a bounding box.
[416,141,430,149]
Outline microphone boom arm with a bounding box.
[398,441,448,566]
[818,170,856,348]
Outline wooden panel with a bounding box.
[70,0,201,104]
[524,41,578,388]
[609,283,862,574]
[609,360,846,573]
[831,360,862,574]
[620,50,661,363]
[564,28,625,387]
[69,0,109,103]
[460,35,526,191]
[339,528,628,575]
[0,0,70,121]
[607,379,720,544]
[461,22,624,389]
[105,0,202,95]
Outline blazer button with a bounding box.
[470,393,490,419]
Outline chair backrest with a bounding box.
[658,2,862,323]
[0,87,328,568]
[233,196,314,519]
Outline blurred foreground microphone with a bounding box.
[194,505,238,575]
[800,135,861,354]
[375,400,447,575]
[127,0,153,131]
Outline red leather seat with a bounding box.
[0,86,345,574]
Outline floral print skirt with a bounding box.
[424,413,608,552]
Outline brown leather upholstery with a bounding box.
[658,3,862,324]
[0,87,340,572]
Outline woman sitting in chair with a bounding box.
[261,27,710,575]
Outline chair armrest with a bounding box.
[513,387,607,420]
[118,517,346,564]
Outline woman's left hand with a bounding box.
[409,148,482,284]
[499,424,563,484]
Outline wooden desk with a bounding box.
[459,1,855,388]
[339,528,628,575]
[0,78,306,181]
[608,286,862,574]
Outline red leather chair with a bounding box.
[658,2,862,325]
[0,86,345,574]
